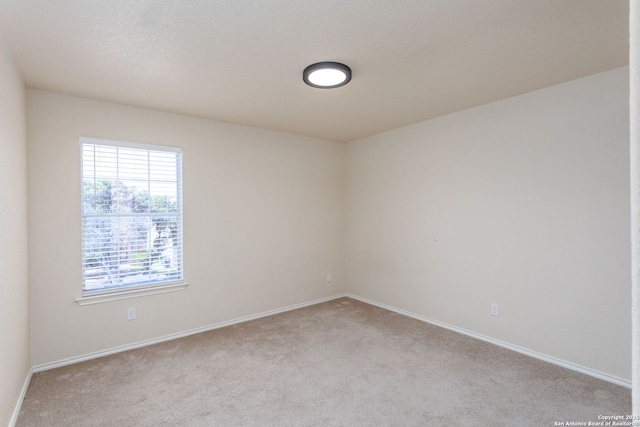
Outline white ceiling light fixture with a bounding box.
[303,62,352,89]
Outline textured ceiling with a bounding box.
[0,0,629,142]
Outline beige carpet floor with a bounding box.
[16,297,630,426]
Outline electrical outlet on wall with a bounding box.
[326,273,332,282]
[127,307,136,321]
[490,303,500,316]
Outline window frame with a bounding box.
[77,137,186,304]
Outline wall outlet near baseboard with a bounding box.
[490,303,500,316]
[127,307,136,321]
[326,273,332,282]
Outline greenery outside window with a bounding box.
[81,137,183,296]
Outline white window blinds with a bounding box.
[81,138,183,295]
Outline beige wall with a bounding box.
[346,67,631,380]
[27,90,345,366]
[23,66,632,383]
[0,41,29,425]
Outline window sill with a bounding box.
[75,282,188,305]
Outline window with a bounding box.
[81,137,183,297]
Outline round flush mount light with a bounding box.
[303,62,352,89]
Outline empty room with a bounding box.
[1,0,637,426]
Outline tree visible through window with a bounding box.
[81,138,183,295]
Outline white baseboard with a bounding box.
[30,291,630,389]
[346,293,632,389]
[9,367,33,427]
[33,293,347,373]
